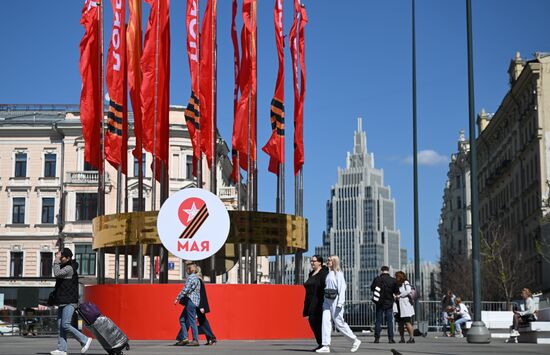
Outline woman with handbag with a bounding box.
[303,255,328,351]
[317,255,361,353]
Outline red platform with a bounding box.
[84,284,313,340]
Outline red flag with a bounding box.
[79,0,101,171]
[141,0,170,181]
[199,0,216,168]
[184,0,201,177]
[105,0,127,173]
[290,1,307,175]
[127,0,143,161]
[262,0,285,175]
[232,0,257,171]
[230,0,241,183]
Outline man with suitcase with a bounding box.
[51,248,93,355]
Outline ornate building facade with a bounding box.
[0,106,266,308]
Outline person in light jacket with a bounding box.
[510,288,537,337]
[393,271,415,343]
[453,297,471,338]
[316,255,361,353]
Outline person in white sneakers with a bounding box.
[453,297,471,338]
[510,288,537,337]
[317,255,361,353]
[50,248,92,355]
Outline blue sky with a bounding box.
[0,0,549,263]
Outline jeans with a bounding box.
[374,305,394,340]
[454,317,470,333]
[57,304,88,352]
[197,311,215,340]
[176,298,199,341]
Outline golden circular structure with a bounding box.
[92,210,308,274]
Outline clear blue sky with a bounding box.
[1,0,549,263]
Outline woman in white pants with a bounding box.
[317,255,361,353]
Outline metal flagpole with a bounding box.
[209,0,218,284]
[411,0,421,321]
[149,0,161,284]
[115,166,122,284]
[98,0,106,285]
[465,0,490,343]
[250,0,258,284]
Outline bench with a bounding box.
[516,307,550,344]
[518,321,550,344]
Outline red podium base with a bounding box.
[84,284,313,340]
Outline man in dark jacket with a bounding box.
[197,274,217,345]
[50,248,92,355]
[370,265,399,343]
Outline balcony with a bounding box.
[65,171,110,185]
[218,186,237,200]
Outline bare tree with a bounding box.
[439,254,473,300]
[480,220,535,305]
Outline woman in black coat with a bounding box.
[196,267,217,345]
[303,255,328,351]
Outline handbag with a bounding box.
[324,289,339,300]
[47,290,56,306]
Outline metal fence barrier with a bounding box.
[344,300,508,330]
[0,310,59,336]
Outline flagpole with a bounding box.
[197,0,203,190]
[208,0,218,284]
[123,34,129,284]
[98,0,106,285]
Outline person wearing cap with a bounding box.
[50,248,92,355]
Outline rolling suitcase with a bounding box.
[77,305,130,355]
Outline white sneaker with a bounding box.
[455,333,464,338]
[316,345,330,353]
[351,339,361,352]
[510,330,520,337]
[50,350,68,355]
[81,337,93,353]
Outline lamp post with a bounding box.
[465,0,490,343]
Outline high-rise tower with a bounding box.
[316,118,405,302]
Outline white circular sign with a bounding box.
[157,188,230,261]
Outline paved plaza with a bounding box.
[0,334,549,355]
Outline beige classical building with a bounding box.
[0,106,267,307]
[476,52,550,292]
[438,130,473,294]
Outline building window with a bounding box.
[186,156,193,179]
[457,216,462,231]
[41,198,55,224]
[12,197,25,224]
[15,152,27,177]
[457,196,462,209]
[133,156,146,177]
[44,153,57,177]
[75,193,98,221]
[83,161,95,171]
[10,251,23,278]
[40,252,53,277]
[75,244,96,276]
[456,175,461,188]
[458,240,463,255]
[132,197,145,212]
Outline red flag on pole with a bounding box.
[230,0,241,183]
[184,0,201,177]
[141,0,170,182]
[105,0,127,174]
[79,0,101,171]
[262,0,285,175]
[232,0,257,170]
[199,0,216,168]
[127,0,143,162]
[290,1,307,175]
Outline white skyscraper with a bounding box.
[316,118,406,302]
